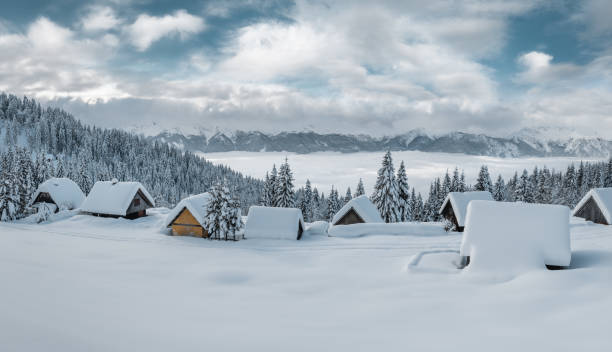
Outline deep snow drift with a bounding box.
[0,210,611,351]
[461,201,571,276]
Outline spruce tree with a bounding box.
[204,180,242,240]
[302,180,313,222]
[327,187,341,221]
[344,187,352,204]
[451,167,460,192]
[268,165,278,206]
[0,153,18,221]
[396,161,410,222]
[493,174,505,201]
[275,158,295,208]
[474,165,493,192]
[355,178,365,197]
[371,151,399,223]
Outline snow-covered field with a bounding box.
[1,210,611,351]
[199,151,605,194]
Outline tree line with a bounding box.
[259,150,612,224]
[1,92,610,224]
[0,93,262,221]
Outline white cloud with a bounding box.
[81,6,121,32]
[126,10,205,51]
[3,1,612,138]
[516,51,583,84]
[0,17,124,102]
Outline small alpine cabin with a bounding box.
[439,191,494,232]
[332,195,383,226]
[165,193,211,237]
[573,188,612,225]
[30,177,85,213]
[80,180,154,219]
[244,206,305,240]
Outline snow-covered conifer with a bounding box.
[275,158,295,208]
[355,178,365,197]
[396,161,410,222]
[203,180,242,240]
[493,174,506,201]
[474,165,493,192]
[371,151,399,223]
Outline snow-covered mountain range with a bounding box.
[145,128,612,157]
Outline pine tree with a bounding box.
[459,171,467,192]
[0,152,19,221]
[301,179,313,222]
[565,165,579,206]
[371,151,399,223]
[275,158,295,208]
[474,165,493,192]
[451,167,460,192]
[355,178,365,197]
[493,174,505,201]
[327,187,341,221]
[312,187,322,221]
[604,158,612,187]
[268,165,278,206]
[204,180,242,240]
[396,161,410,222]
[515,169,534,202]
[16,149,33,216]
[414,192,424,222]
[344,187,352,204]
[261,172,271,205]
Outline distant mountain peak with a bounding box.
[145,129,612,158]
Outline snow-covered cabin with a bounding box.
[460,201,571,272]
[80,180,154,219]
[165,193,211,237]
[573,188,612,225]
[332,195,383,226]
[30,177,85,213]
[439,191,494,231]
[244,206,305,240]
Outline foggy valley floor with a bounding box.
[200,151,606,195]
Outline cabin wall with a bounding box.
[575,197,609,225]
[441,203,462,231]
[170,208,209,238]
[126,192,150,216]
[297,222,303,240]
[334,208,365,225]
[34,192,55,206]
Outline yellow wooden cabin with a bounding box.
[165,193,212,238]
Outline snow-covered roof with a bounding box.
[244,206,305,240]
[80,181,154,216]
[439,191,494,227]
[332,195,383,225]
[461,201,571,273]
[165,193,211,228]
[30,177,85,210]
[573,188,612,224]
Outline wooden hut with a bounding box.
[244,206,305,240]
[165,193,211,237]
[80,180,154,219]
[30,177,85,213]
[573,188,612,225]
[332,195,383,226]
[439,191,493,232]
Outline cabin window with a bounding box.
[133,198,140,207]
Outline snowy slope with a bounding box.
[0,213,611,351]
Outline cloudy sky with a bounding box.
[1,0,611,137]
